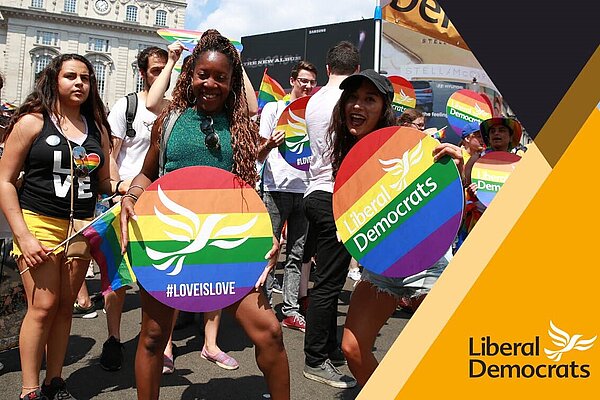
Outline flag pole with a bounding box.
[374,0,382,73]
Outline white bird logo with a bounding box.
[283,108,309,155]
[544,320,596,362]
[379,140,424,191]
[473,103,489,118]
[145,185,257,276]
[396,89,414,104]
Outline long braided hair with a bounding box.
[159,29,259,187]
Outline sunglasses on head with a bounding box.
[200,116,220,150]
[72,146,91,178]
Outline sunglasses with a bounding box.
[200,116,220,150]
[296,77,316,86]
[72,146,91,178]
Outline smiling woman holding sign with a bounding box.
[119,30,289,400]
[0,54,124,400]
[327,70,464,387]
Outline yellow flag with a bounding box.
[383,0,468,50]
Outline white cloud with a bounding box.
[185,0,377,39]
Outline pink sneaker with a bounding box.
[162,354,175,375]
[201,346,239,370]
[282,315,306,332]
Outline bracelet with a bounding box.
[127,184,146,195]
[121,193,138,203]
[115,180,124,194]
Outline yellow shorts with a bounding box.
[12,210,91,260]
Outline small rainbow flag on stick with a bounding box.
[257,68,286,113]
[81,204,136,295]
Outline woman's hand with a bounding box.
[167,41,185,64]
[433,143,464,175]
[466,182,478,198]
[119,196,137,254]
[18,233,51,270]
[254,236,280,289]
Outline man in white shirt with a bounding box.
[302,41,359,389]
[101,46,168,372]
[258,61,318,333]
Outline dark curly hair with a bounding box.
[328,78,397,178]
[158,29,259,187]
[3,54,110,143]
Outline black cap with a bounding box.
[339,69,394,102]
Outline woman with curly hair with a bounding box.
[119,30,289,400]
[0,54,125,400]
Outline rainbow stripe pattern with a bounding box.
[446,89,492,137]
[333,127,463,278]
[257,69,286,113]
[156,28,243,53]
[471,152,521,207]
[128,166,273,312]
[81,204,136,295]
[276,95,312,171]
[388,76,416,115]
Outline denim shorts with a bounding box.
[360,248,452,299]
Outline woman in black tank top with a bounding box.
[0,54,126,400]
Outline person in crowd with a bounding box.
[329,70,463,387]
[257,60,318,333]
[397,108,425,131]
[94,45,169,372]
[302,40,359,389]
[459,121,485,162]
[0,54,127,400]
[146,43,249,374]
[120,30,289,400]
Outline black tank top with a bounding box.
[19,113,105,219]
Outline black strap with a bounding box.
[125,93,138,138]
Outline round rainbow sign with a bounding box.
[276,96,312,171]
[471,152,521,207]
[128,166,273,312]
[388,76,416,116]
[446,89,492,136]
[333,127,464,278]
[157,28,243,53]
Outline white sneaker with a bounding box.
[347,269,361,281]
[86,262,95,278]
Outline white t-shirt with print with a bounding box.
[108,93,157,180]
[259,100,309,193]
[304,85,342,197]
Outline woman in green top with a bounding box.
[120,30,289,400]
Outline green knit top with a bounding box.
[164,108,233,173]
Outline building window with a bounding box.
[36,31,59,47]
[31,0,44,8]
[135,72,144,92]
[88,37,109,52]
[34,54,54,81]
[63,0,76,13]
[155,10,167,26]
[125,5,137,22]
[92,61,107,98]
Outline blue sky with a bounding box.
[184,0,377,39]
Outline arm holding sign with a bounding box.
[433,142,464,176]
[146,42,184,114]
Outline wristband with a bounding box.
[121,193,138,203]
[115,180,124,194]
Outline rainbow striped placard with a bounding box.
[471,152,521,207]
[276,96,311,171]
[446,89,492,136]
[333,126,463,278]
[388,76,416,116]
[156,28,243,53]
[128,166,273,312]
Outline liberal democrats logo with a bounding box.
[469,321,595,379]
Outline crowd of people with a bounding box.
[0,29,526,400]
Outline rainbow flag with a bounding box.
[431,126,447,141]
[81,204,136,295]
[257,69,286,113]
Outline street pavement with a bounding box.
[0,268,411,400]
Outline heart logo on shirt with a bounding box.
[73,152,101,173]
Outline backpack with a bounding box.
[125,92,138,137]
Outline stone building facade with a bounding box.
[0,0,186,108]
